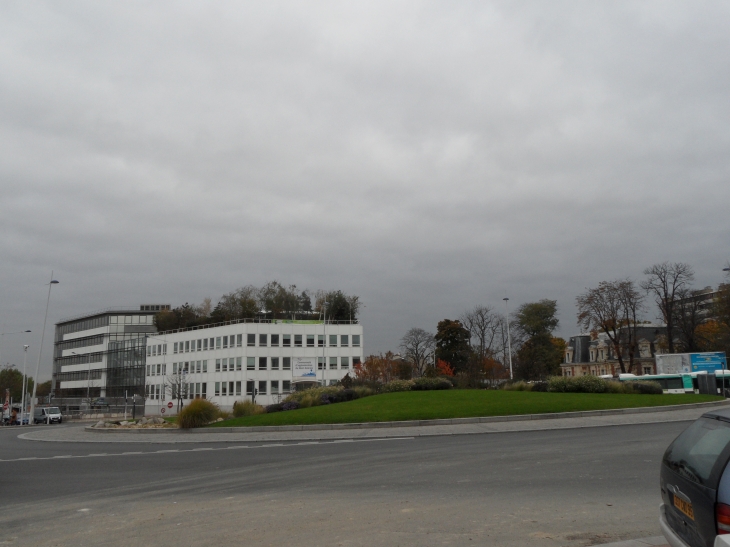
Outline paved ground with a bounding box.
[0,408,710,547]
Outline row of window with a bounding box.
[56,352,103,367]
[172,333,361,354]
[56,334,105,353]
[147,344,168,357]
[147,356,362,377]
[144,380,294,400]
[55,369,103,382]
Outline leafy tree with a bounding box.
[212,286,259,322]
[399,328,435,378]
[317,290,360,321]
[0,366,33,402]
[354,352,399,384]
[512,300,562,380]
[436,359,455,377]
[641,262,694,353]
[36,380,52,398]
[435,319,471,373]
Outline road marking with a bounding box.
[0,437,413,462]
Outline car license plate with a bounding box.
[674,495,695,520]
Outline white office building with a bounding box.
[144,319,363,413]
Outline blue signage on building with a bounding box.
[691,352,728,373]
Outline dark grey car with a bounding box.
[660,407,730,547]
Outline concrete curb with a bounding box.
[84,399,729,435]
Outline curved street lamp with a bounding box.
[29,275,59,425]
[503,298,513,381]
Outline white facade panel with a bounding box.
[144,321,364,412]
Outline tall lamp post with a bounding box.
[322,300,328,387]
[20,345,30,424]
[503,298,513,380]
[29,274,59,426]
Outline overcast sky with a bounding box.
[2,1,729,381]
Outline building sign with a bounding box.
[293,357,317,380]
[656,352,727,374]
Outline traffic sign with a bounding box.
[167,402,173,409]
[160,408,166,414]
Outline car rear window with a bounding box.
[664,417,730,486]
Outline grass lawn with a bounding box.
[211,390,723,428]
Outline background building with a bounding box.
[144,318,363,413]
[53,305,168,407]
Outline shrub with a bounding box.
[382,380,414,393]
[178,398,219,429]
[548,375,608,393]
[233,400,266,417]
[281,401,300,411]
[266,403,284,413]
[503,381,532,392]
[412,377,452,391]
[531,381,549,392]
[605,380,625,394]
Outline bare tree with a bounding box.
[641,262,694,353]
[459,305,503,360]
[165,372,190,412]
[576,279,644,374]
[399,328,435,378]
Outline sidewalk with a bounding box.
[18,400,728,444]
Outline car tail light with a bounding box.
[717,503,730,534]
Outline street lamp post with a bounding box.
[322,301,328,387]
[29,273,59,426]
[503,298,513,381]
[20,345,29,425]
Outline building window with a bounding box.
[295,335,302,347]
[173,342,178,354]
[329,357,337,369]
[352,335,360,347]
[216,337,221,349]
[271,334,279,347]
[247,357,255,371]
[318,357,324,370]
[259,334,267,347]
[352,357,361,368]
[209,338,214,350]
[236,357,242,371]
[222,336,228,349]
[283,380,291,393]
[283,334,291,347]
[318,335,324,347]
[235,381,241,396]
[271,357,279,370]
[202,360,208,373]
[341,357,349,369]
[258,381,267,395]
[247,334,255,347]
[197,340,202,351]
[329,334,337,347]
[246,380,254,395]
[643,366,652,375]
[185,341,190,352]
[307,335,315,347]
[236,334,242,347]
[215,382,221,396]
[221,382,227,396]
[341,335,349,347]
[215,359,221,372]
[271,380,279,394]
[283,357,291,370]
[203,339,208,351]
[259,357,267,370]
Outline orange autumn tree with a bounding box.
[354,352,400,384]
[436,359,455,377]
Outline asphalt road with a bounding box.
[0,421,689,547]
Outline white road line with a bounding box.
[0,437,414,462]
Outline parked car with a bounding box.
[660,407,730,547]
[33,407,62,424]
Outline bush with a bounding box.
[531,381,549,392]
[548,375,607,393]
[382,380,414,393]
[266,403,284,413]
[503,381,532,392]
[281,401,300,411]
[233,400,266,417]
[412,377,452,391]
[178,398,219,429]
